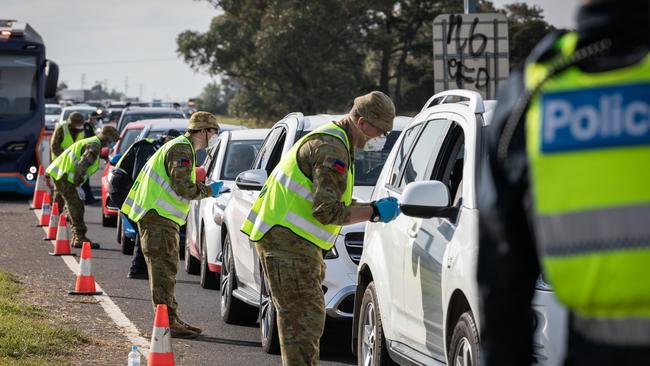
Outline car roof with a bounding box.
[224,128,270,141]
[137,118,189,130]
[298,114,411,132]
[63,105,96,111]
[122,107,184,114]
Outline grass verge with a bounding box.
[0,270,89,366]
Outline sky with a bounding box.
[5,0,578,103]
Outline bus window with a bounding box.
[0,54,37,119]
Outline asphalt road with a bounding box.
[3,167,356,366]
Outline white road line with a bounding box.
[34,208,150,357]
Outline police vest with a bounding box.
[51,123,85,160]
[241,123,354,250]
[121,136,196,226]
[525,32,650,320]
[46,136,101,184]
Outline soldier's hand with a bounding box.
[372,197,400,223]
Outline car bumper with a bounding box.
[531,290,568,366]
[322,233,360,318]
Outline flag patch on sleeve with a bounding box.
[333,159,347,173]
[178,158,191,167]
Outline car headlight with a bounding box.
[535,273,553,291]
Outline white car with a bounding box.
[352,90,567,366]
[221,113,411,353]
[44,103,62,130]
[184,128,269,289]
[58,104,100,129]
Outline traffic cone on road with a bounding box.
[148,304,175,366]
[49,214,75,256]
[38,192,51,227]
[43,203,59,240]
[68,242,102,295]
[30,165,47,210]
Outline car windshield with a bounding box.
[117,128,144,155]
[0,54,37,119]
[221,139,263,180]
[122,113,184,125]
[144,127,208,164]
[354,131,401,186]
[63,109,94,121]
[46,106,62,115]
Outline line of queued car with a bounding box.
[104,91,566,365]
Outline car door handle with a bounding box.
[407,221,418,238]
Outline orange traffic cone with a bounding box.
[148,304,174,366]
[38,192,51,227]
[49,214,75,256]
[43,203,59,240]
[30,165,47,210]
[68,242,102,295]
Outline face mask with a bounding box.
[363,135,387,152]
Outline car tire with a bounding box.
[102,213,117,227]
[220,234,253,324]
[259,267,280,354]
[448,311,479,366]
[357,282,393,366]
[184,237,200,275]
[199,226,219,289]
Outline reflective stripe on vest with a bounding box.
[121,136,196,225]
[525,32,650,323]
[46,136,101,184]
[241,123,354,250]
[52,124,84,160]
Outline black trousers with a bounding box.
[128,217,147,274]
[564,327,650,366]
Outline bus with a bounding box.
[0,20,58,194]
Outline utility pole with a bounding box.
[464,0,477,14]
[124,76,129,98]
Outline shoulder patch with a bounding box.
[178,158,191,167]
[332,158,347,174]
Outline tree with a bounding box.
[196,79,237,115]
[504,3,557,69]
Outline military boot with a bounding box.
[169,317,200,339]
[175,317,202,334]
[72,236,100,249]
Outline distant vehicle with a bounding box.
[58,105,97,126]
[184,128,269,289]
[352,90,567,366]
[0,19,58,194]
[44,103,62,130]
[106,107,124,124]
[222,113,410,353]
[115,106,185,133]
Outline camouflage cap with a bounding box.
[353,91,396,133]
[188,111,219,131]
[67,112,85,127]
[98,125,120,142]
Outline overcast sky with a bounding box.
[6,0,579,103]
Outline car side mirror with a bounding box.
[45,60,59,99]
[195,166,207,183]
[235,169,268,191]
[400,181,458,219]
[109,153,122,166]
[100,147,110,159]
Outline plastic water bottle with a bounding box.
[127,345,141,366]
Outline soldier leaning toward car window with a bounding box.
[49,111,86,210]
[46,126,120,249]
[477,0,650,365]
[241,91,401,365]
[121,112,224,339]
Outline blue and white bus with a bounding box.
[0,20,58,194]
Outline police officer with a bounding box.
[46,126,120,249]
[477,0,650,364]
[241,91,401,365]
[49,112,86,210]
[121,112,223,339]
[108,129,182,279]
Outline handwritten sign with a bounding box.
[433,13,509,99]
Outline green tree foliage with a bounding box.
[179,0,556,120]
[196,79,237,115]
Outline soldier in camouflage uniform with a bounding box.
[253,91,401,365]
[123,112,223,339]
[47,126,120,249]
[49,112,86,210]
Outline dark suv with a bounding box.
[116,106,186,133]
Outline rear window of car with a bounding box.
[117,128,144,155]
[46,106,61,115]
[62,109,94,121]
[122,113,184,125]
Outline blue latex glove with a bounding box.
[209,181,224,198]
[372,196,400,223]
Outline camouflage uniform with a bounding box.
[256,117,370,365]
[138,140,212,320]
[50,114,84,210]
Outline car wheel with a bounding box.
[116,214,122,244]
[448,311,479,366]
[220,234,252,324]
[200,226,219,289]
[102,213,116,227]
[184,237,200,275]
[259,267,280,354]
[357,282,393,366]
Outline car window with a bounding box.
[253,127,284,170]
[204,142,221,179]
[432,122,465,207]
[265,129,287,174]
[221,140,263,180]
[386,125,422,188]
[122,113,184,125]
[46,106,61,115]
[145,128,187,140]
[398,119,450,189]
[353,131,401,186]
[62,109,94,121]
[116,128,144,155]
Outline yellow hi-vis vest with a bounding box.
[241,123,354,250]
[121,136,196,226]
[46,136,101,184]
[51,123,84,160]
[525,32,650,322]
